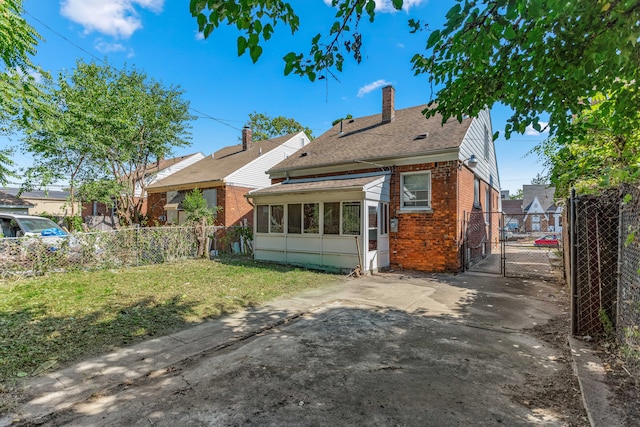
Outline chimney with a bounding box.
[382,85,395,124]
[242,126,252,151]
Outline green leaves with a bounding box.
[245,111,313,141]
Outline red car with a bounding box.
[534,235,560,247]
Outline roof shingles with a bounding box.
[269,105,472,174]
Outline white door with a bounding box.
[365,201,389,272]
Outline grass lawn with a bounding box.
[0,257,341,386]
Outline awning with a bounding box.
[248,173,390,197]
[163,192,186,210]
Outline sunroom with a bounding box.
[246,173,391,274]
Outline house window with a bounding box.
[474,177,480,207]
[288,204,302,234]
[270,205,284,233]
[202,189,217,208]
[303,203,319,234]
[324,202,340,235]
[368,205,378,251]
[256,205,269,233]
[401,172,431,209]
[342,202,361,235]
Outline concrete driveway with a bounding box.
[5,272,577,426]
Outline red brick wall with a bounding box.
[221,185,254,226]
[389,161,461,272]
[146,192,167,225]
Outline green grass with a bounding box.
[0,257,340,385]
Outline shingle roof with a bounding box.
[0,187,69,200]
[144,153,201,176]
[147,133,296,191]
[249,175,386,197]
[501,199,524,215]
[0,191,34,208]
[269,105,472,174]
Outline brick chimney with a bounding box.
[382,85,395,124]
[242,126,252,151]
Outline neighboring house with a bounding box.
[246,85,501,274]
[0,191,34,215]
[81,152,205,220]
[522,184,562,232]
[0,187,78,216]
[502,199,525,231]
[146,129,311,226]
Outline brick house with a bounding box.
[246,86,501,273]
[145,129,311,226]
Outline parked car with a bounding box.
[0,213,67,238]
[534,234,560,247]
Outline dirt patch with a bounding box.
[599,346,640,426]
[520,314,590,427]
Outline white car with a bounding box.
[0,213,68,238]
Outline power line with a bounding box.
[23,8,244,132]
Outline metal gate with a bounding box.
[463,211,562,280]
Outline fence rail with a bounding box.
[0,225,252,281]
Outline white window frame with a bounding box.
[400,171,431,211]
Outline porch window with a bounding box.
[303,203,319,234]
[288,204,302,234]
[401,172,431,209]
[270,205,284,233]
[256,205,269,233]
[324,202,340,235]
[342,202,361,235]
[368,205,378,250]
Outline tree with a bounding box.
[20,60,194,225]
[535,97,640,197]
[509,189,523,200]
[182,188,220,257]
[245,112,313,141]
[332,114,353,126]
[530,173,548,186]
[0,0,47,183]
[191,0,639,138]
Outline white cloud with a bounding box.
[194,31,205,41]
[324,0,427,12]
[525,121,550,136]
[357,79,392,98]
[94,39,126,53]
[61,0,164,39]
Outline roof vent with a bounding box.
[414,133,429,140]
[348,119,355,123]
[300,152,308,157]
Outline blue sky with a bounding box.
[8,0,547,194]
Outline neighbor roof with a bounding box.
[501,199,524,215]
[147,133,297,192]
[268,105,472,174]
[0,187,69,200]
[144,153,202,176]
[0,191,34,208]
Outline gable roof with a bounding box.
[0,191,35,209]
[147,133,296,192]
[523,185,556,211]
[144,153,202,176]
[268,105,473,175]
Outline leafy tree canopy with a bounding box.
[246,111,313,141]
[191,0,640,141]
[0,0,47,184]
[332,114,353,126]
[19,59,195,224]
[509,188,523,200]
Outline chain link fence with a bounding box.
[568,186,640,377]
[0,225,253,281]
[617,184,640,376]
